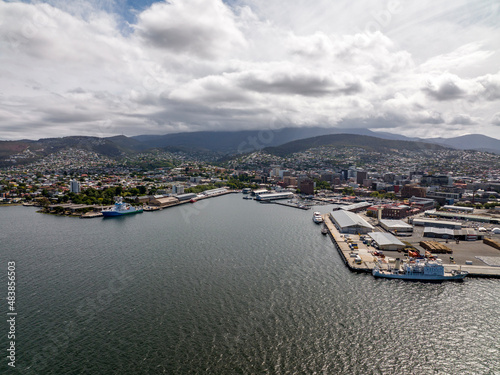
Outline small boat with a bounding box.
[313,211,323,223]
[143,206,160,212]
[321,225,328,235]
[101,197,143,217]
[372,259,468,282]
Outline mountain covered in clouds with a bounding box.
[0,1,499,141]
[0,128,499,166]
[421,134,500,154]
[263,133,447,157]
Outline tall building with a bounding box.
[401,184,426,198]
[356,171,367,185]
[173,185,184,195]
[298,179,315,195]
[70,180,81,194]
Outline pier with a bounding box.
[272,201,311,210]
[323,214,500,279]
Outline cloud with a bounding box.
[422,74,467,101]
[492,113,500,126]
[134,0,246,59]
[0,0,499,140]
[478,72,500,100]
[449,114,476,125]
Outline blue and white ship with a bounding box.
[101,197,143,217]
[372,259,468,281]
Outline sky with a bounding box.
[0,0,499,140]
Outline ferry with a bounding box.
[101,197,143,217]
[372,259,468,282]
[313,212,323,223]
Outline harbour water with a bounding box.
[0,194,499,374]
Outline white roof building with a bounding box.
[330,211,374,234]
[368,232,405,250]
[379,219,413,232]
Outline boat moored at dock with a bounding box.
[372,259,468,281]
[313,211,323,223]
[101,197,143,217]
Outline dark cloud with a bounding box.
[479,77,500,101]
[492,113,500,126]
[416,112,444,124]
[422,79,466,101]
[42,109,100,123]
[449,114,475,125]
[239,73,362,97]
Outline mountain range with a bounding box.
[0,128,499,167]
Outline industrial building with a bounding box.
[368,232,405,250]
[423,227,482,241]
[255,192,294,201]
[425,210,500,224]
[176,193,198,202]
[423,227,455,239]
[442,205,474,213]
[200,188,227,196]
[330,211,374,234]
[412,218,462,229]
[379,219,413,233]
[408,196,436,210]
[252,188,269,196]
[337,201,372,213]
[150,196,179,207]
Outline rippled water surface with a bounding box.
[1,195,499,374]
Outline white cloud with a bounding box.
[135,0,246,59]
[0,0,499,140]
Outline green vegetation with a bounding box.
[63,186,126,205]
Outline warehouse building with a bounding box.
[256,192,294,201]
[368,232,405,250]
[379,219,413,233]
[330,211,374,234]
[150,196,179,207]
[412,218,462,229]
[175,193,198,202]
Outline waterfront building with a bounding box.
[150,196,179,208]
[255,192,293,201]
[176,193,198,202]
[329,211,374,234]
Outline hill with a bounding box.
[422,134,500,154]
[263,133,447,157]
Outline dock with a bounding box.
[272,201,311,210]
[323,214,500,278]
[323,214,374,273]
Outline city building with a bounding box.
[298,179,315,195]
[401,184,427,198]
[70,180,81,194]
[172,185,184,195]
[356,171,367,185]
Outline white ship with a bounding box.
[313,212,323,223]
[372,259,468,281]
